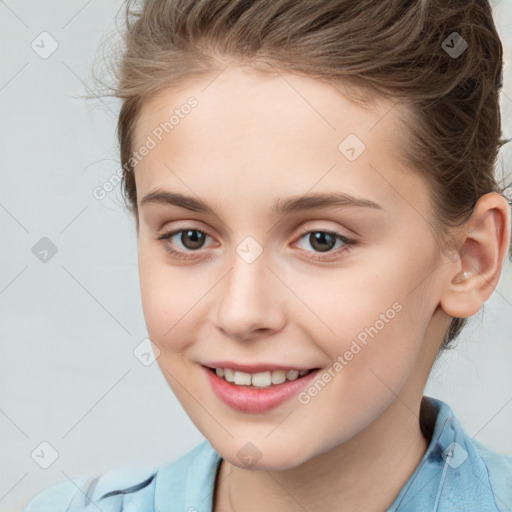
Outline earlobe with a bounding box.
[439,192,511,319]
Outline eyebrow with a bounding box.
[139,189,384,215]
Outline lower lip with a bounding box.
[203,366,320,413]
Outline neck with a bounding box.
[215,395,429,512]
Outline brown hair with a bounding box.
[98,0,511,350]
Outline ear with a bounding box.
[439,192,511,319]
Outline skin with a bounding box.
[132,65,510,511]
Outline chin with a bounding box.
[213,437,318,472]
[230,454,308,472]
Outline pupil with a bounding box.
[179,231,336,252]
[182,230,205,249]
[310,232,335,252]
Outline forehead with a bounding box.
[131,66,428,219]
[134,66,396,147]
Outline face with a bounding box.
[133,66,450,471]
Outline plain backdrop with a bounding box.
[1,1,511,511]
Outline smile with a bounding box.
[211,367,313,388]
[203,365,321,413]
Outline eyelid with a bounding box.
[294,226,355,244]
[157,223,358,262]
[291,227,356,260]
[156,221,355,246]
[293,219,358,239]
[156,227,216,261]
[157,227,216,249]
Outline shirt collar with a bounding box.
[387,395,498,511]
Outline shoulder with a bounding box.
[22,467,157,512]
[472,438,512,512]
[22,477,87,512]
[21,441,220,512]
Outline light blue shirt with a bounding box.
[22,396,512,511]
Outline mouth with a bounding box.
[205,366,317,389]
[203,364,321,413]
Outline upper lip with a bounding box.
[203,361,316,373]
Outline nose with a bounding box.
[212,248,286,342]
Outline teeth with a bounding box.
[252,371,272,387]
[271,370,287,385]
[234,371,252,385]
[214,367,311,387]
[287,370,299,381]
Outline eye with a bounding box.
[157,228,213,260]
[156,227,356,262]
[293,229,356,261]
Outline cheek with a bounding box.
[287,263,408,345]
[288,250,434,383]
[280,284,429,452]
[138,243,222,360]
[138,246,193,349]
[138,251,202,400]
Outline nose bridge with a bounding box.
[213,235,282,338]
[223,235,270,310]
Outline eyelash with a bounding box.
[156,227,356,262]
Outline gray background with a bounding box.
[1,1,511,510]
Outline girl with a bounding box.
[23,0,512,510]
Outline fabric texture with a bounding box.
[22,396,512,511]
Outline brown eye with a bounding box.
[178,229,207,250]
[157,228,212,260]
[294,229,356,261]
[306,232,337,252]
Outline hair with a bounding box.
[97,0,511,350]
